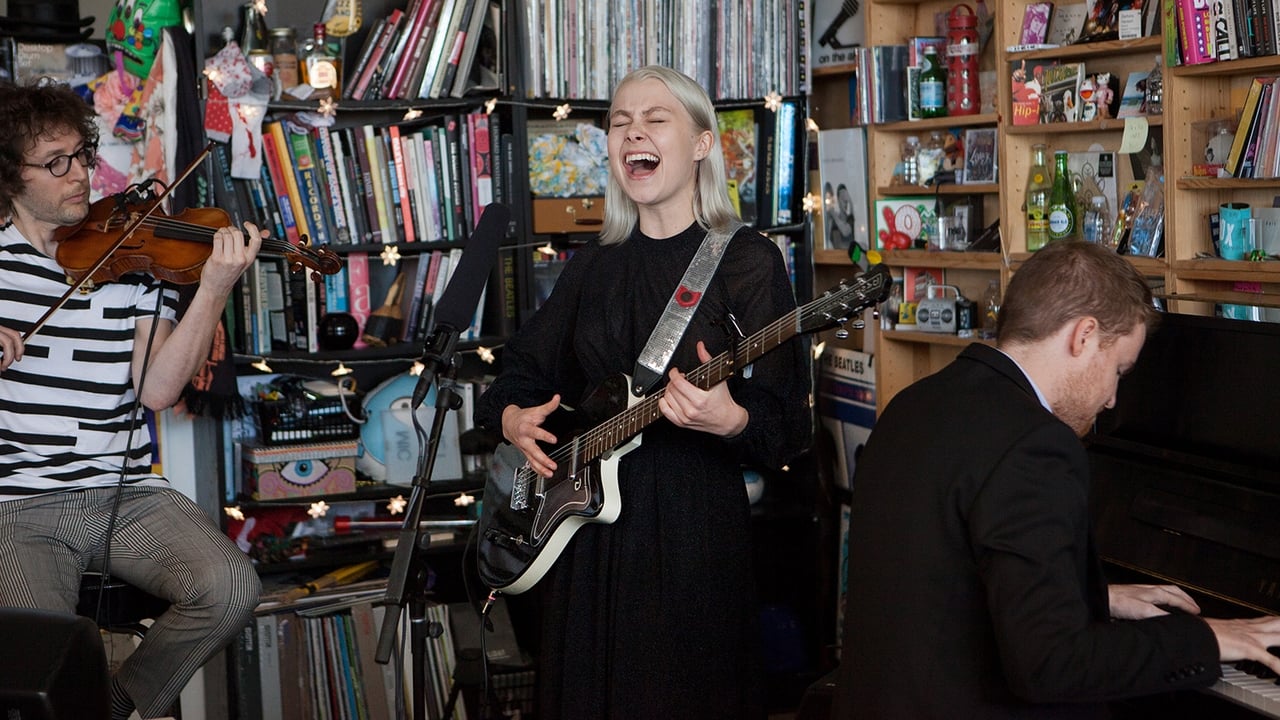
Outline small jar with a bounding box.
[269,27,299,99]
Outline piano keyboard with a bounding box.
[1210,664,1280,719]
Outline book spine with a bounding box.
[267,122,312,244]
[388,125,416,243]
[362,126,394,243]
[774,101,797,226]
[418,0,460,99]
[471,111,494,209]
[1211,0,1239,60]
[286,128,332,246]
[384,0,430,98]
[1178,0,1216,62]
[261,127,301,245]
[349,127,382,243]
[346,251,372,349]
[344,16,388,100]
[420,135,445,242]
[351,12,402,100]
[313,127,352,244]
[437,0,477,99]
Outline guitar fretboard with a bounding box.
[548,266,888,471]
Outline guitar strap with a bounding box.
[631,223,741,396]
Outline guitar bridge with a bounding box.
[510,467,531,510]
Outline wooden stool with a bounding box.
[77,574,181,719]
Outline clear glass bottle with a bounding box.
[237,1,269,54]
[919,46,947,119]
[1047,150,1077,242]
[980,279,1001,339]
[1144,55,1163,115]
[1025,143,1052,251]
[302,22,342,97]
[1081,195,1112,244]
[900,136,920,186]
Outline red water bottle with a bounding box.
[946,4,981,115]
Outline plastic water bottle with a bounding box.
[901,136,920,185]
[1081,195,1111,244]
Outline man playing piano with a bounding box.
[835,240,1280,718]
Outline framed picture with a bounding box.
[962,128,998,184]
[817,127,870,259]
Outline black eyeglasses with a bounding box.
[22,145,97,177]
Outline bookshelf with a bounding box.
[811,0,1280,412]
[187,0,819,715]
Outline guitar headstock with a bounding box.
[800,263,893,335]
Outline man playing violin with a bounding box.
[0,80,263,719]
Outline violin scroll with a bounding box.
[272,234,344,281]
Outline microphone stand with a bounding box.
[375,325,463,720]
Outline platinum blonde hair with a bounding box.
[599,66,741,245]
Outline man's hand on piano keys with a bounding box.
[1206,616,1280,678]
[1108,583,1202,620]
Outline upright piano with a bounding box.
[1088,311,1280,719]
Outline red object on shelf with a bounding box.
[946,4,981,116]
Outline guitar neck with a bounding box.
[587,308,801,454]
[574,264,888,465]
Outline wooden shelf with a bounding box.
[1008,35,1162,62]
[877,113,999,132]
[1003,252,1166,275]
[1004,115,1164,135]
[881,329,995,346]
[878,249,1004,269]
[1170,55,1280,77]
[812,63,859,78]
[1172,258,1280,282]
[878,183,1000,195]
[1162,291,1280,307]
[1175,176,1280,190]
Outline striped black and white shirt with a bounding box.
[0,225,179,501]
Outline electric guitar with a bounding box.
[477,264,892,594]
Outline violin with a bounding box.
[54,193,343,286]
[19,141,341,346]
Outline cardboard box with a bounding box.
[242,440,358,499]
[531,197,605,234]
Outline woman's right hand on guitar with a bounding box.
[0,325,22,372]
[502,395,561,477]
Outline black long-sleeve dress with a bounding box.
[474,222,812,719]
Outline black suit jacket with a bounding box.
[834,344,1220,719]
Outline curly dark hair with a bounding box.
[0,80,99,219]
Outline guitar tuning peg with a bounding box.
[851,320,866,330]
[834,323,849,340]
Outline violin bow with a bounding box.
[21,142,217,344]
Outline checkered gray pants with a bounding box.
[0,485,261,718]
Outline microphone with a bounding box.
[411,202,511,408]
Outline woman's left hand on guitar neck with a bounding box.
[660,341,748,438]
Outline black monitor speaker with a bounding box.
[0,608,109,720]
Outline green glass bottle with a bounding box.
[919,46,947,119]
[1047,150,1077,242]
[1025,144,1052,251]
